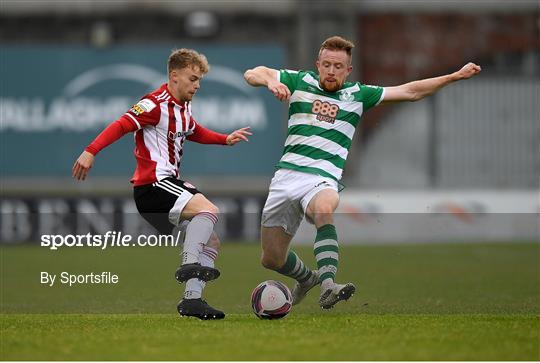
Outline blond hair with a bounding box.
[167,48,209,75]
[319,36,355,61]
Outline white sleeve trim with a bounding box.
[125,113,142,129]
[375,87,386,106]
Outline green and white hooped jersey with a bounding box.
[276,69,385,181]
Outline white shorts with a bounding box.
[261,169,339,236]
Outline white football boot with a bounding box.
[319,282,356,309]
[291,270,320,305]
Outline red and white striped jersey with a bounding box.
[122,84,196,186]
[85,83,228,186]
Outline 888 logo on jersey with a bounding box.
[311,100,340,124]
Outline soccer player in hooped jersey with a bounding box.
[244,36,481,309]
[72,48,251,320]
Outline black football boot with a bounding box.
[177,298,225,320]
[175,263,220,283]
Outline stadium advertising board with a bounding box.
[0,45,284,177]
[2,191,537,244]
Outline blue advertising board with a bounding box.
[0,45,285,178]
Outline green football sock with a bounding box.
[314,224,339,284]
[276,250,313,283]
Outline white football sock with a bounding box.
[181,212,217,265]
[321,278,334,292]
[184,245,219,299]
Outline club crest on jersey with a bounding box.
[339,90,354,102]
[130,99,157,116]
[311,99,340,124]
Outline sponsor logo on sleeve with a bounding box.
[130,98,157,116]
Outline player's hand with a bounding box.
[267,79,291,102]
[72,150,95,181]
[226,127,252,146]
[455,62,481,80]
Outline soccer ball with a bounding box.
[250,280,292,319]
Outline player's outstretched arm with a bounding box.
[72,150,95,181]
[187,121,252,146]
[244,66,291,102]
[381,62,481,104]
[226,127,252,145]
[72,116,137,181]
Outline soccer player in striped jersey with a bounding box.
[244,36,481,309]
[72,48,251,320]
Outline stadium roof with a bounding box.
[1,0,537,15]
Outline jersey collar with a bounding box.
[162,83,188,108]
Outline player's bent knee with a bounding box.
[197,198,219,216]
[205,203,219,216]
[311,202,335,215]
[185,196,220,220]
[319,206,335,215]
[314,212,334,223]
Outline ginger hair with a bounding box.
[319,36,355,62]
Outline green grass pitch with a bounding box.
[1,242,539,360]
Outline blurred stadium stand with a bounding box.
[1,0,538,191]
[358,77,539,189]
[1,0,539,242]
